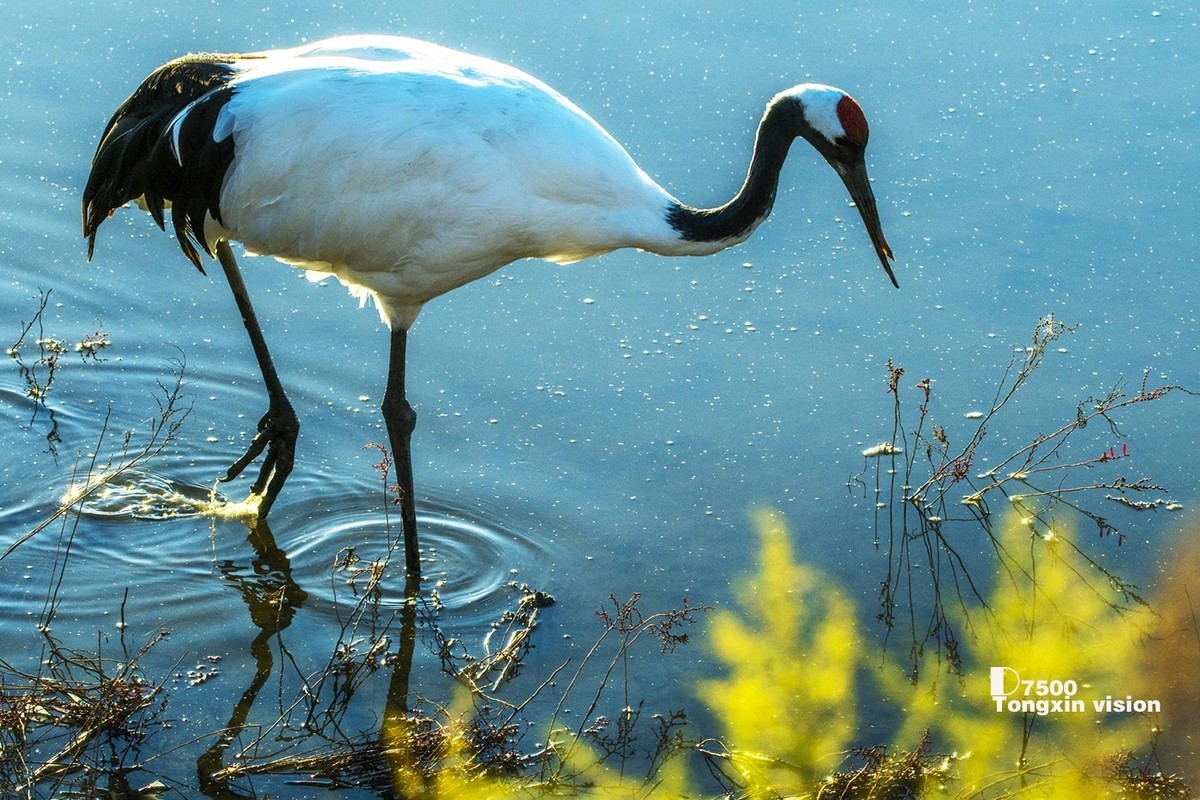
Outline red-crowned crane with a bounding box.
[83,35,896,579]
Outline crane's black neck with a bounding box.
[665,96,803,245]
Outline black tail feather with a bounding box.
[83,53,249,270]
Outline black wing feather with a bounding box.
[82,53,252,271]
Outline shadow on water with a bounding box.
[0,453,547,797]
[196,519,424,799]
[197,521,309,799]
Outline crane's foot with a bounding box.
[221,397,299,519]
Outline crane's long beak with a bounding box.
[839,160,897,288]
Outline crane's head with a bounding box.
[780,84,897,287]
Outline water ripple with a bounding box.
[279,487,552,627]
[70,467,228,520]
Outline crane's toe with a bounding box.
[221,399,299,519]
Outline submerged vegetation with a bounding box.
[1,301,1195,797]
[2,503,1191,798]
[6,289,110,455]
[853,315,1196,677]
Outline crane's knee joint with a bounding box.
[382,392,417,436]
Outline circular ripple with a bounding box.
[280,487,551,627]
[70,467,227,521]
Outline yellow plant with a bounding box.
[881,516,1159,797]
[699,508,860,792]
[701,510,1164,798]
[390,510,1175,798]
[382,688,699,799]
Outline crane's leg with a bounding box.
[381,327,420,577]
[215,240,299,519]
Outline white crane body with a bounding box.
[83,34,897,575]
[177,36,702,328]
